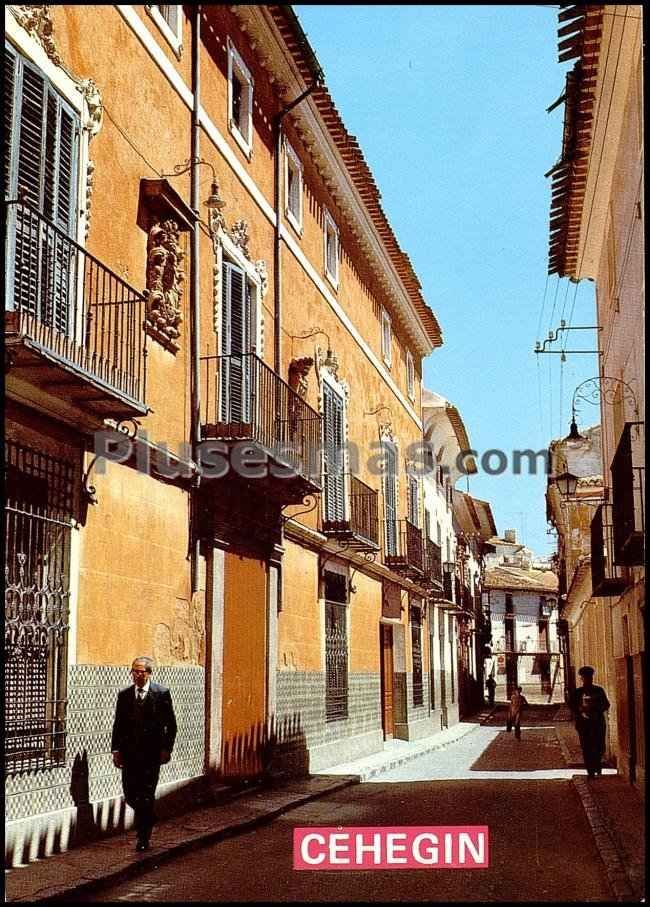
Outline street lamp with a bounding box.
[442,561,455,575]
[554,471,578,499]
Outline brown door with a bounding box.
[380,624,394,739]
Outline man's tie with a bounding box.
[137,689,145,701]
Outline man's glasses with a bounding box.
[131,669,148,675]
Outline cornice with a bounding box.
[231,4,438,359]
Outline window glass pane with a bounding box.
[232,72,243,129]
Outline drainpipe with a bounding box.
[273,80,322,374]
[190,5,202,594]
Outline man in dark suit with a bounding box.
[111,656,177,851]
[569,665,610,778]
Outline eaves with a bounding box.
[236,5,440,359]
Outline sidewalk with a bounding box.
[4,720,480,903]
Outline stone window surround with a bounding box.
[381,306,392,368]
[145,5,183,59]
[323,206,340,289]
[227,36,254,160]
[284,136,303,235]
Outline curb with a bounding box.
[11,776,360,903]
[572,776,635,902]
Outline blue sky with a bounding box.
[295,4,601,556]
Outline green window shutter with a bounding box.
[384,441,397,555]
[220,261,251,423]
[323,382,345,521]
[408,476,419,528]
[4,44,17,198]
[16,61,47,210]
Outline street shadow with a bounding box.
[220,712,309,783]
[69,749,99,846]
[469,728,568,771]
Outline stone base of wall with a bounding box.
[309,729,385,772]
[394,715,436,741]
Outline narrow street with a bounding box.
[72,708,613,903]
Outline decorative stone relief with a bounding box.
[230,219,251,259]
[144,219,185,353]
[210,211,267,358]
[288,357,314,399]
[78,78,103,138]
[10,5,61,65]
[83,160,95,240]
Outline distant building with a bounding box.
[483,530,562,703]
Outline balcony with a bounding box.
[422,538,443,590]
[591,503,626,596]
[321,474,380,551]
[442,572,454,602]
[200,353,322,504]
[5,200,147,421]
[384,518,424,578]
[611,422,645,566]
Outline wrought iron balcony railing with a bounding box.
[423,538,443,588]
[5,200,147,414]
[591,503,626,596]
[384,518,424,577]
[442,571,454,602]
[200,353,322,500]
[321,474,379,550]
[612,421,645,566]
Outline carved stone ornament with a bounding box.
[254,259,268,297]
[10,6,61,65]
[144,219,185,353]
[288,357,314,399]
[229,220,251,259]
[78,78,103,138]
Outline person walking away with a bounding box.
[570,665,610,778]
[111,656,177,851]
[506,686,528,739]
[486,675,496,707]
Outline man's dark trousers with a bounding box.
[112,682,177,843]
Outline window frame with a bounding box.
[227,38,254,159]
[284,138,303,235]
[145,5,183,58]
[323,207,339,288]
[381,307,392,367]
[406,349,415,401]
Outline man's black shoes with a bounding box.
[135,838,150,852]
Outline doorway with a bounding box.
[380,624,394,739]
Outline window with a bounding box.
[228,39,253,156]
[381,308,392,366]
[5,42,80,329]
[323,208,339,287]
[406,349,415,400]
[407,475,419,528]
[448,614,455,702]
[5,441,74,775]
[219,260,254,423]
[410,605,423,707]
[505,593,514,615]
[322,382,346,523]
[324,570,348,721]
[146,5,182,56]
[383,439,398,556]
[284,140,303,233]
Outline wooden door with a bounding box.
[380,624,394,739]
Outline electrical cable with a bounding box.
[535,272,551,341]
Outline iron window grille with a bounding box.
[410,606,423,706]
[324,572,348,722]
[4,441,74,775]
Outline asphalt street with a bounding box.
[73,719,613,902]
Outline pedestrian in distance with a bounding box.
[486,675,496,707]
[506,686,528,739]
[111,656,177,851]
[569,665,610,778]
